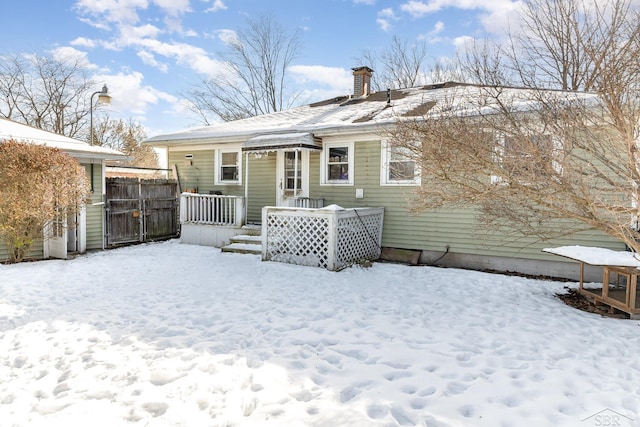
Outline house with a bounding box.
[145,67,624,280]
[0,118,127,261]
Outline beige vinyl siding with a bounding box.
[169,150,216,194]
[310,140,625,263]
[85,163,104,250]
[0,243,7,262]
[169,148,274,223]
[0,240,44,263]
[246,153,276,223]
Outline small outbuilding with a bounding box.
[0,118,127,261]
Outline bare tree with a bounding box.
[391,0,640,252]
[359,36,429,91]
[0,53,95,138]
[93,116,159,169]
[185,14,302,123]
[459,0,640,92]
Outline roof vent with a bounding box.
[352,66,373,97]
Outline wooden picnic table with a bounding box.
[543,246,640,319]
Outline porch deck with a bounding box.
[178,193,384,270]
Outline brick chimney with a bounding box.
[352,66,373,97]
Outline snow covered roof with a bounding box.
[543,246,640,268]
[0,117,127,161]
[242,132,322,153]
[145,82,598,147]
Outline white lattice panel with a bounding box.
[336,213,384,270]
[265,212,330,268]
[263,207,384,271]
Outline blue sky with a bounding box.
[3,0,521,137]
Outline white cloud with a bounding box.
[478,1,524,36]
[131,38,224,76]
[73,0,230,77]
[74,0,148,25]
[205,0,227,12]
[417,20,445,43]
[432,20,445,34]
[152,0,190,16]
[401,0,495,17]
[137,50,169,72]
[289,65,352,95]
[376,18,392,32]
[400,0,522,36]
[401,0,438,16]
[95,70,176,117]
[70,37,97,49]
[353,0,376,5]
[376,8,398,32]
[453,35,475,54]
[120,23,162,40]
[216,29,238,45]
[49,46,96,69]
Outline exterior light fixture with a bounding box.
[89,84,111,146]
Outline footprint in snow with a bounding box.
[459,404,476,418]
[384,370,413,381]
[367,404,388,419]
[410,398,427,410]
[446,381,468,395]
[142,402,168,417]
[339,386,362,403]
[391,406,415,426]
[291,389,318,403]
[401,385,417,395]
[418,386,436,397]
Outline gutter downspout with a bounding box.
[294,150,299,200]
[244,152,249,224]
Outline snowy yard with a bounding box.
[1,240,639,427]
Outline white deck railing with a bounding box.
[262,206,384,271]
[180,193,245,227]
[294,197,324,209]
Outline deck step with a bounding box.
[230,234,262,245]
[240,224,262,236]
[221,242,262,255]
[221,232,262,255]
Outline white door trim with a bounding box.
[276,150,309,207]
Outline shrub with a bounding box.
[0,139,91,263]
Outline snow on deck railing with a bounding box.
[262,205,384,271]
[180,193,245,227]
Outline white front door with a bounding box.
[277,150,309,206]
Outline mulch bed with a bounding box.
[556,287,629,319]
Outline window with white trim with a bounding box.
[381,140,420,185]
[284,151,302,191]
[322,142,354,184]
[499,133,554,180]
[216,149,241,184]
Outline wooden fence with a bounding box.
[105,178,179,247]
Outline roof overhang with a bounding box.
[0,118,127,161]
[242,132,322,153]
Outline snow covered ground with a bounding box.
[1,240,639,427]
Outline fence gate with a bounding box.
[142,180,179,240]
[105,178,178,247]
